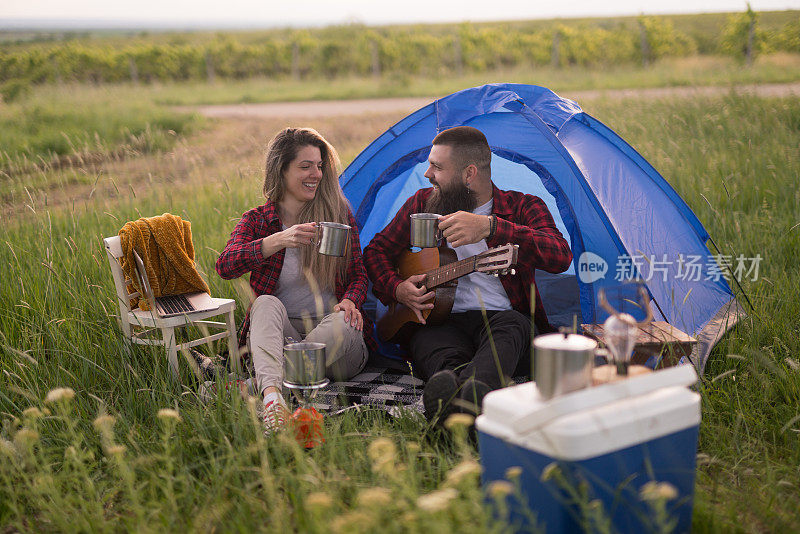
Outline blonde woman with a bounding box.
[216,128,372,433]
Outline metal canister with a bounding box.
[316,222,350,257]
[283,342,327,387]
[533,333,597,400]
[410,213,441,248]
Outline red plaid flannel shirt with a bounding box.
[363,185,573,333]
[215,200,374,351]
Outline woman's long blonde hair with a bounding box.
[263,127,351,291]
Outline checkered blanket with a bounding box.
[308,366,425,415]
[193,350,527,417]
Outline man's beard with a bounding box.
[425,180,477,215]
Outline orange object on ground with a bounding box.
[291,407,325,448]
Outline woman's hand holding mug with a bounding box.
[281,222,318,248]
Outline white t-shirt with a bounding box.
[448,200,513,313]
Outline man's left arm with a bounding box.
[489,195,572,274]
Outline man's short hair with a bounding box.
[432,126,491,174]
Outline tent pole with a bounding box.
[708,237,756,313]
[650,294,668,324]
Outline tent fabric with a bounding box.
[340,83,741,372]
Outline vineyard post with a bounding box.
[128,57,139,84]
[746,14,755,66]
[639,18,651,67]
[291,42,300,80]
[453,34,463,77]
[551,30,560,68]
[51,57,62,85]
[205,52,216,83]
[371,40,381,78]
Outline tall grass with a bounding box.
[0,93,799,531]
[0,84,200,170]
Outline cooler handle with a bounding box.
[511,364,698,436]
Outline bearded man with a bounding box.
[363,126,572,423]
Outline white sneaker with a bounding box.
[262,392,289,435]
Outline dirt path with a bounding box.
[189,82,800,119]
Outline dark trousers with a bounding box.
[409,310,533,390]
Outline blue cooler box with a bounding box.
[476,365,700,533]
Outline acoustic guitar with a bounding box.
[376,244,519,342]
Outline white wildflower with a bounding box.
[445,459,482,485]
[416,488,458,512]
[505,466,523,480]
[640,481,679,502]
[444,413,475,430]
[487,480,514,498]
[45,387,75,403]
[306,491,333,509]
[106,445,126,456]
[157,408,182,422]
[357,487,392,507]
[0,438,16,457]
[93,415,116,431]
[22,407,44,419]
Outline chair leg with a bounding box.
[161,326,180,380]
[226,308,241,375]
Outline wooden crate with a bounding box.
[581,321,697,368]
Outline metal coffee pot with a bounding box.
[533,333,597,400]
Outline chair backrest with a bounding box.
[103,236,139,331]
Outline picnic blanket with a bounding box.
[193,350,426,414]
[194,350,528,416]
[310,366,425,414]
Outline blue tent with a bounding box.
[340,83,743,371]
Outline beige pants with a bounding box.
[248,294,368,394]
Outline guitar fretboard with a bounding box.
[425,256,476,288]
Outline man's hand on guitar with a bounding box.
[438,211,492,248]
[395,274,435,324]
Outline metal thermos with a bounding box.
[283,342,327,387]
[410,213,441,248]
[315,222,350,257]
[533,333,596,400]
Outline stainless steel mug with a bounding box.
[314,222,350,257]
[283,342,327,387]
[410,213,442,248]
[533,333,597,400]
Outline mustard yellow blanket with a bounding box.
[119,213,210,311]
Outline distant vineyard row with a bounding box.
[2,15,799,87]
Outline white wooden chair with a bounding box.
[103,235,240,379]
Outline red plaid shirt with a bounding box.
[215,200,374,350]
[363,184,572,333]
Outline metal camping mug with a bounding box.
[313,222,350,257]
[283,342,327,388]
[410,213,442,248]
[533,333,597,400]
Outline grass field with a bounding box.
[2,53,800,221]
[1,73,799,530]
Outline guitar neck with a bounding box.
[425,256,476,288]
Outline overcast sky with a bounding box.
[2,0,799,28]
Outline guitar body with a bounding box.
[377,246,457,343]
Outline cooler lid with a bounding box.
[476,365,700,460]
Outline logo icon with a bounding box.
[577,252,608,284]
